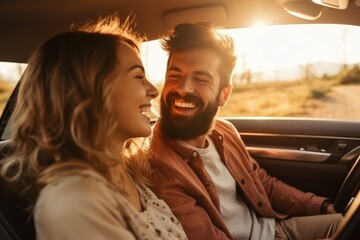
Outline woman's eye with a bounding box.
[136,75,145,79]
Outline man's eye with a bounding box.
[136,75,145,79]
[194,77,209,83]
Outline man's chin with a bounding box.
[168,116,193,129]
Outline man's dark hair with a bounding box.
[161,22,237,90]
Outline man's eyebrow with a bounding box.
[128,64,144,72]
[168,67,212,78]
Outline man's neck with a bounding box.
[181,134,208,149]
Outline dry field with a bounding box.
[218,79,340,118]
[299,84,360,120]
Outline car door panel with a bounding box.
[227,117,360,201]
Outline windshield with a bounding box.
[141,24,360,120]
[1,24,360,120]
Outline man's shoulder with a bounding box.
[214,118,238,134]
[214,117,232,126]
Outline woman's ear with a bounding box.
[219,84,232,107]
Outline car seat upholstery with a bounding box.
[0,211,21,240]
[0,140,36,240]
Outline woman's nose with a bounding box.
[147,81,159,99]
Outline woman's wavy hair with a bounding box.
[161,22,237,91]
[0,15,151,204]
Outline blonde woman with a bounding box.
[0,16,187,240]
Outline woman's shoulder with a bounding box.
[35,170,119,214]
[33,171,148,239]
[39,170,111,193]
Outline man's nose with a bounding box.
[179,77,194,93]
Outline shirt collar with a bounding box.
[154,118,224,162]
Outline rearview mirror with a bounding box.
[283,0,322,20]
[312,0,349,9]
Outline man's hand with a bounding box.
[326,203,337,214]
[321,200,337,214]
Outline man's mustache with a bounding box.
[166,92,203,107]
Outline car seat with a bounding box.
[0,140,36,240]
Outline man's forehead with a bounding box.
[169,49,221,70]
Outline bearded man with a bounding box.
[148,22,342,240]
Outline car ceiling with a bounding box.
[1,0,360,63]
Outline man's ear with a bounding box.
[219,84,232,107]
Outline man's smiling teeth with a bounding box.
[174,100,196,109]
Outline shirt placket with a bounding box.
[188,151,221,212]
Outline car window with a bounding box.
[1,24,360,120]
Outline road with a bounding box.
[302,85,360,120]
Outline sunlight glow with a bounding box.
[141,40,167,85]
[223,24,360,81]
[1,24,360,84]
[252,22,267,28]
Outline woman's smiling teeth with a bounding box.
[140,105,151,115]
[140,104,159,118]
[174,99,196,109]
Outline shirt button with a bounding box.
[192,152,198,157]
[240,179,245,184]
[257,201,263,207]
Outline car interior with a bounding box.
[1,0,360,239]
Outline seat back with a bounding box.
[0,140,36,240]
[0,211,21,240]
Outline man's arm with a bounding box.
[255,164,326,216]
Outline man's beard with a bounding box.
[159,92,219,140]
